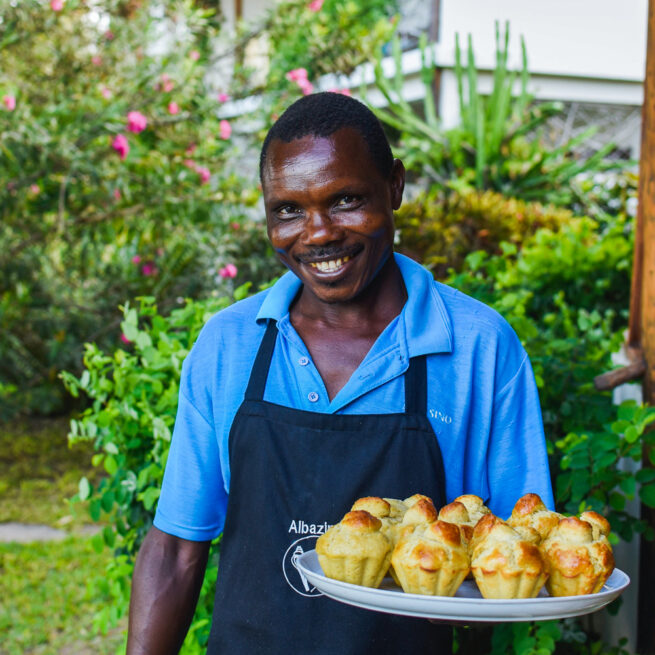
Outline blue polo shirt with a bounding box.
[154,253,553,541]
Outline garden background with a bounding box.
[1,1,652,653]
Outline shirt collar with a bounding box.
[256,252,453,355]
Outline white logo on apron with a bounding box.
[282,536,324,597]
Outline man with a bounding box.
[127,92,553,654]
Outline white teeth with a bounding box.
[309,256,350,272]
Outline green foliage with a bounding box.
[0,536,125,655]
[0,0,278,416]
[396,188,574,278]
[264,0,396,83]
[556,401,655,542]
[62,288,252,651]
[369,24,620,206]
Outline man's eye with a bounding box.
[336,195,359,208]
[277,205,299,218]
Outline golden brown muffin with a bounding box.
[470,518,548,599]
[384,497,409,518]
[541,516,615,596]
[404,493,434,508]
[507,493,563,542]
[453,494,491,527]
[579,511,611,543]
[351,497,401,544]
[316,510,392,588]
[391,520,470,596]
[438,501,476,545]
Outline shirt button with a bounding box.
[298,356,310,366]
[308,391,319,403]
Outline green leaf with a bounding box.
[639,484,655,508]
[636,469,655,484]
[78,476,91,501]
[104,455,118,476]
[233,282,252,301]
[624,426,640,443]
[140,486,161,511]
[619,476,636,497]
[609,492,626,511]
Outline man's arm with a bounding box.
[127,526,211,655]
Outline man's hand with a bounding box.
[127,527,211,655]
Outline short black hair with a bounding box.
[259,92,393,180]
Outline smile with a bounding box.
[309,256,351,273]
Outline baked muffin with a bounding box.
[579,511,611,543]
[316,510,392,588]
[470,517,548,599]
[392,520,470,596]
[541,516,614,596]
[453,495,491,527]
[351,496,401,543]
[507,493,563,543]
[438,501,477,546]
[383,497,409,519]
[404,493,434,508]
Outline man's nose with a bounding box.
[302,210,345,244]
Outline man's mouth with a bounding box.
[308,256,351,273]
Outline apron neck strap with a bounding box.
[404,354,427,414]
[244,320,278,401]
[245,320,428,415]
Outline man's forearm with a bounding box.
[127,527,211,655]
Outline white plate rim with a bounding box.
[297,550,630,622]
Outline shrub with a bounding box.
[395,188,573,278]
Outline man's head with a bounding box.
[261,93,405,306]
[259,92,393,181]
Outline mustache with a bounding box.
[296,245,363,262]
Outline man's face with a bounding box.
[262,128,405,305]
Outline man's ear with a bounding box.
[389,158,405,210]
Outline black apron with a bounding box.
[208,320,451,654]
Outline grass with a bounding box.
[1,416,128,654]
[1,537,126,655]
[0,416,101,527]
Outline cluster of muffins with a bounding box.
[315,493,615,599]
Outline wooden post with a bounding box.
[637,1,655,652]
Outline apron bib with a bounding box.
[208,321,450,654]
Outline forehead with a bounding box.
[261,128,381,192]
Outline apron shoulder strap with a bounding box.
[405,355,427,415]
[244,320,278,401]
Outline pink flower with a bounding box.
[29,184,40,194]
[219,264,238,279]
[142,263,158,276]
[189,50,200,61]
[183,159,196,169]
[297,78,314,95]
[217,92,230,103]
[286,68,308,82]
[327,87,352,97]
[3,95,16,111]
[131,255,141,264]
[167,101,180,115]
[50,0,64,11]
[219,119,231,140]
[126,110,147,133]
[104,30,114,41]
[159,73,174,93]
[113,189,121,200]
[307,0,324,10]
[196,166,211,184]
[230,221,241,230]
[120,333,132,345]
[112,134,129,160]
[91,55,102,66]
[100,86,112,99]
[185,143,197,154]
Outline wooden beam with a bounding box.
[637,1,655,652]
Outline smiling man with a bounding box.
[126,93,553,655]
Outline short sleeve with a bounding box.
[154,388,228,541]
[486,354,554,518]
